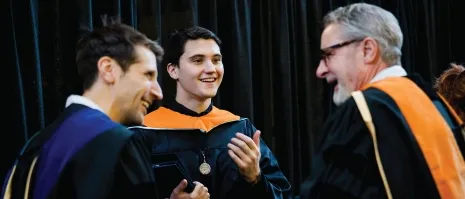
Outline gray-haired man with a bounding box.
[300,3,465,199]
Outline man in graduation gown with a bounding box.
[2,18,210,199]
[135,26,292,199]
[300,3,465,199]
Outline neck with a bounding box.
[359,61,390,88]
[82,85,123,123]
[175,94,212,113]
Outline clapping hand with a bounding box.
[227,130,262,184]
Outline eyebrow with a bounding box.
[189,54,222,59]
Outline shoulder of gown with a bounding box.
[300,87,440,199]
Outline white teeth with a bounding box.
[200,78,216,82]
[142,101,150,108]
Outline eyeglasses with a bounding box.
[320,39,363,62]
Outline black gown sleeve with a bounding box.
[51,127,159,199]
[227,121,292,199]
[110,128,159,199]
[299,88,440,199]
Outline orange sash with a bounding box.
[143,106,240,132]
[365,77,465,198]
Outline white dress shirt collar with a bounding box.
[65,94,104,113]
[370,65,407,83]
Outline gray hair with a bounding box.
[323,3,403,65]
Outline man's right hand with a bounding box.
[169,179,210,199]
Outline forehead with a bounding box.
[183,39,221,57]
[320,24,345,48]
[131,45,157,71]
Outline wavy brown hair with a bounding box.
[434,63,465,122]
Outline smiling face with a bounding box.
[316,24,366,105]
[168,38,224,101]
[112,45,163,125]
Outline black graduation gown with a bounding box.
[2,104,157,199]
[133,101,292,199]
[300,74,465,199]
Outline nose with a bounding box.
[316,60,329,79]
[204,61,216,73]
[150,81,163,101]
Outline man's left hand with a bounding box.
[227,130,262,184]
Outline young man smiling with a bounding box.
[139,26,291,199]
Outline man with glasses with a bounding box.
[300,3,465,199]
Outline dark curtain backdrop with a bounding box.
[2,0,465,196]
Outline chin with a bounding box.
[333,87,351,106]
[199,90,218,99]
[121,114,144,127]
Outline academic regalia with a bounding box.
[300,74,465,199]
[133,101,292,199]
[2,104,157,199]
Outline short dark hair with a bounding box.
[163,26,221,67]
[76,15,164,90]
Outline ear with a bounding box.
[97,56,117,84]
[362,37,379,64]
[167,63,179,80]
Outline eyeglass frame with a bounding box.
[320,38,364,64]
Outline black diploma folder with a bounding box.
[152,154,195,198]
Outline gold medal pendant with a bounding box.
[199,161,211,175]
[199,150,211,175]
